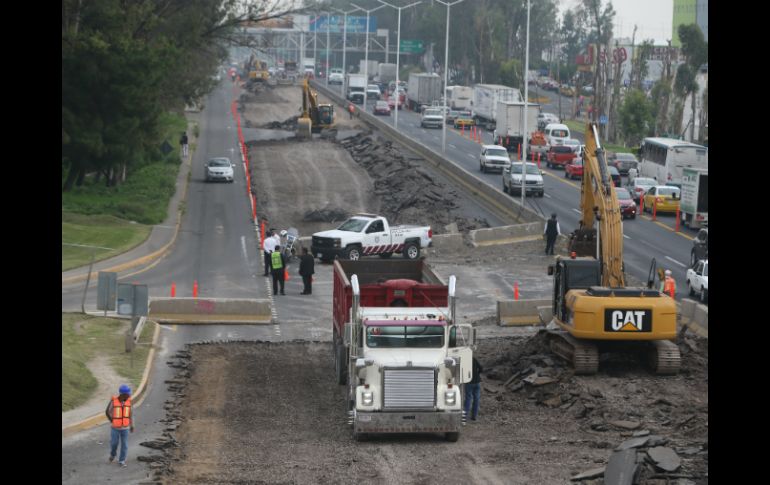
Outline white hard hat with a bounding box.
[664,269,672,276]
[280,230,287,237]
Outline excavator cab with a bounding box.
[549,258,601,324]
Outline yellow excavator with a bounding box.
[248,55,269,82]
[297,78,335,138]
[546,123,680,375]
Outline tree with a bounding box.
[677,24,707,141]
[499,59,522,89]
[618,89,653,146]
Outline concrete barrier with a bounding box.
[310,80,545,227]
[429,233,466,253]
[149,298,272,324]
[679,299,696,321]
[497,299,551,326]
[471,222,543,247]
[693,302,708,329]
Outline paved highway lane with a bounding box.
[331,86,697,297]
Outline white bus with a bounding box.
[638,137,708,185]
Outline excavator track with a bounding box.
[648,340,681,375]
[547,331,599,375]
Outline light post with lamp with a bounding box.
[434,0,466,154]
[351,3,387,108]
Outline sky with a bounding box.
[561,0,674,45]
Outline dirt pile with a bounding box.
[303,206,351,223]
[477,332,708,484]
[261,116,299,130]
[339,131,490,234]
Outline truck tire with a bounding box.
[503,180,508,193]
[445,432,460,442]
[335,343,348,385]
[344,246,362,261]
[403,242,420,259]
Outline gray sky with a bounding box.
[561,0,673,45]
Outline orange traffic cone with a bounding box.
[284,268,290,281]
[514,281,519,301]
[193,280,199,298]
[171,282,176,298]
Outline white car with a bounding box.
[686,259,708,303]
[420,108,444,128]
[329,68,344,85]
[503,162,544,197]
[562,138,581,153]
[479,145,511,173]
[366,84,381,100]
[205,158,234,183]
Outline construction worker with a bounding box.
[348,103,355,119]
[271,245,287,295]
[263,228,278,277]
[464,357,483,421]
[106,385,134,467]
[298,247,315,295]
[663,269,676,298]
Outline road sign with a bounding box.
[117,283,149,316]
[599,115,608,125]
[97,272,117,311]
[399,40,424,54]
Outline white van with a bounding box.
[544,123,570,146]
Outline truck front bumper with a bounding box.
[311,246,344,260]
[354,410,463,434]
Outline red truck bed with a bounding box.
[332,260,448,339]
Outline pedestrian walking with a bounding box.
[180,132,189,159]
[663,269,676,298]
[263,229,279,277]
[348,103,355,120]
[544,213,561,255]
[464,357,483,421]
[106,384,134,467]
[298,247,315,295]
[271,245,287,295]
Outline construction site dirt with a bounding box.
[147,332,707,484]
[139,84,708,484]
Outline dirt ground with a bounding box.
[146,329,707,484]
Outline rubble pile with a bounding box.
[338,132,490,234]
[302,206,350,223]
[261,116,299,130]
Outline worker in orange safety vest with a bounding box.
[106,384,134,467]
[663,269,676,298]
[348,103,355,119]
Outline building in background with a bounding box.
[673,0,708,47]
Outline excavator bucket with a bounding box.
[296,117,312,139]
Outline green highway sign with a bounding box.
[399,40,424,54]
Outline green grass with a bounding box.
[61,313,156,412]
[62,212,152,271]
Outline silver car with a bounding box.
[205,158,234,183]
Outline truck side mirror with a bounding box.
[343,323,353,347]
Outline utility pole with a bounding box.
[435,0,467,154]
[352,3,387,107]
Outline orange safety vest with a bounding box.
[111,396,132,428]
[348,104,355,113]
[663,277,676,298]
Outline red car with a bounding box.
[373,100,391,115]
[615,187,637,219]
[546,145,575,168]
[564,157,583,179]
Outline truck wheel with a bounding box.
[445,432,460,442]
[700,288,707,303]
[344,246,362,261]
[503,180,508,193]
[403,242,420,259]
[335,343,348,385]
[687,281,694,297]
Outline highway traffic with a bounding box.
[324,83,697,297]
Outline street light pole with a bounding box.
[326,11,331,87]
[435,0,465,154]
[521,0,530,207]
[379,1,422,130]
[333,7,359,84]
[352,4,387,108]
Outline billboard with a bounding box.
[310,15,377,33]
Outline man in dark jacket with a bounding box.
[544,213,561,255]
[298,247,315,295]
[464,357,483,421]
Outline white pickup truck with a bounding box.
[685,259,708,303]
[311,213,432,261]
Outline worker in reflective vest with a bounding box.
[105,384,134,467]
[271,245,286,296]
[663,269,676,298]
[348,103,355,119]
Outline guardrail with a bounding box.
[149,298,272,324]
[310,80,545,227]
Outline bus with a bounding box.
[638,137,708,185]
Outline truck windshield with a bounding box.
[337,218,369,232]
[366,325,445,348]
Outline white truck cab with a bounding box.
[544,123,571,146]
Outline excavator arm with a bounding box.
[569,124,624,287]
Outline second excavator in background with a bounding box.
[545,123,680,375]
[297,78,335,138]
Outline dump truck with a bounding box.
[679,167,708,229]
[472,84,522,130]
[332,259,475,441]
[407,73,443,112]
[494,101,540,153]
